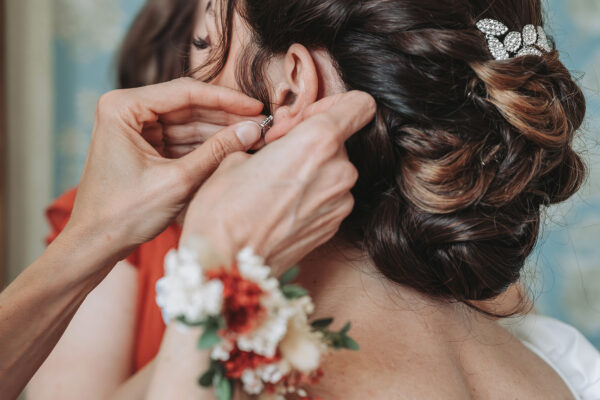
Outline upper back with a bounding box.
[300,305,583,400]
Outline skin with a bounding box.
[28,1,564,400]
[150,2,574,399]
[4,79,265,399]
[26,3,371,400]
[148,90,375,400]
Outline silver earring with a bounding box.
[258,115,274,137]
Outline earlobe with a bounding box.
[264,44,319,143]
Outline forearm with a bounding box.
[146,324,215,400]
[0,226,121,398]
[108,361,156,400]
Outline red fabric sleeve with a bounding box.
[45,187,140,267]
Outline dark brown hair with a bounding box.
[116,0,198,88]
[205,0,587,310]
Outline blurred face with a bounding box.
[190,0,252,90]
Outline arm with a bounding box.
[26,260,138,400]
[0,226,122,399]
[146,325,211,400]
[145,91,376,399]
[0,79,264,399]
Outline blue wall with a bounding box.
[532,0,600,345]
[53,0,145,195]
[51,0,600,345]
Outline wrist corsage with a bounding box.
[156,241,359,400]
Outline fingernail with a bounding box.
[235,121,261,147]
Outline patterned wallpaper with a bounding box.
[51,1,600,345]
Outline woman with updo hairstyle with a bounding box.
[229,0,587,307]
[31,0,600,399]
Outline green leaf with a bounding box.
[197,326,222,349]
[198,369,215,387]
[311,318,334,329]
[213,364,223,386]
[279,265,300,285]
[341,322,351,334]
[176,315,207,327]
[281,284,308,299]
[215,377,233,400]
[343,336,360,351]
[206,315,226,330]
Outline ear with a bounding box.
[264,44,319,143]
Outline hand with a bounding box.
[66,77,265,260]
[181,91,376,269]
[142,99,266,159]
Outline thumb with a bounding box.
[173,120,262,184]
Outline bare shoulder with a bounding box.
[305,334,472,399]
[304,323,575,400]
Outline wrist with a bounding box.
[181,225,239,267]
[51,222,127,283]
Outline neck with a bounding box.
[295,239,514,346]
[296,240,458,337]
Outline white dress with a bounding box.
[499,314,600,400]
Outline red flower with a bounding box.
[206,266,264,334]
[283,369,324,399]
[222,346,281,379]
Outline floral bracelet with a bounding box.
[156,242,358,400]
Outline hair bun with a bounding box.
[470,51,586,207]
[239,0,588,310]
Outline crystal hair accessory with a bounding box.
[476,19,552,61]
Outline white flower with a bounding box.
[183,279,224,322]
[236,265,319,359]
[237,247,271,283]
[164,250,179,275]
[241,361,290,396]
[179,246,200,265]
[295,296,315,315]
[211,340,234,361]
[156,249,224,324]
[241,369,264,395]
[279,310,327,374]
[236,289,293,357]
[257,361,291,384]
[258,394,286,400]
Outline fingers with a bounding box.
[159,109,265,126]
[165,144,201,159]
[159,120,264,158]
[294,91,377,144]
[264,91,376,144]
[139,78,264,114]
[143,113,266,159]
[173,121,262,188]
[163,122,223,145]
[141,122,165,146]
[101,78,264,129]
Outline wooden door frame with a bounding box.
[5,0,53,284]
[0,0,6,289]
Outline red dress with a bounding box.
[46,188,182,371]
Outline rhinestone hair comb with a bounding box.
[476,18,552,60]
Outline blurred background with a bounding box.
[1,0,599,347]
